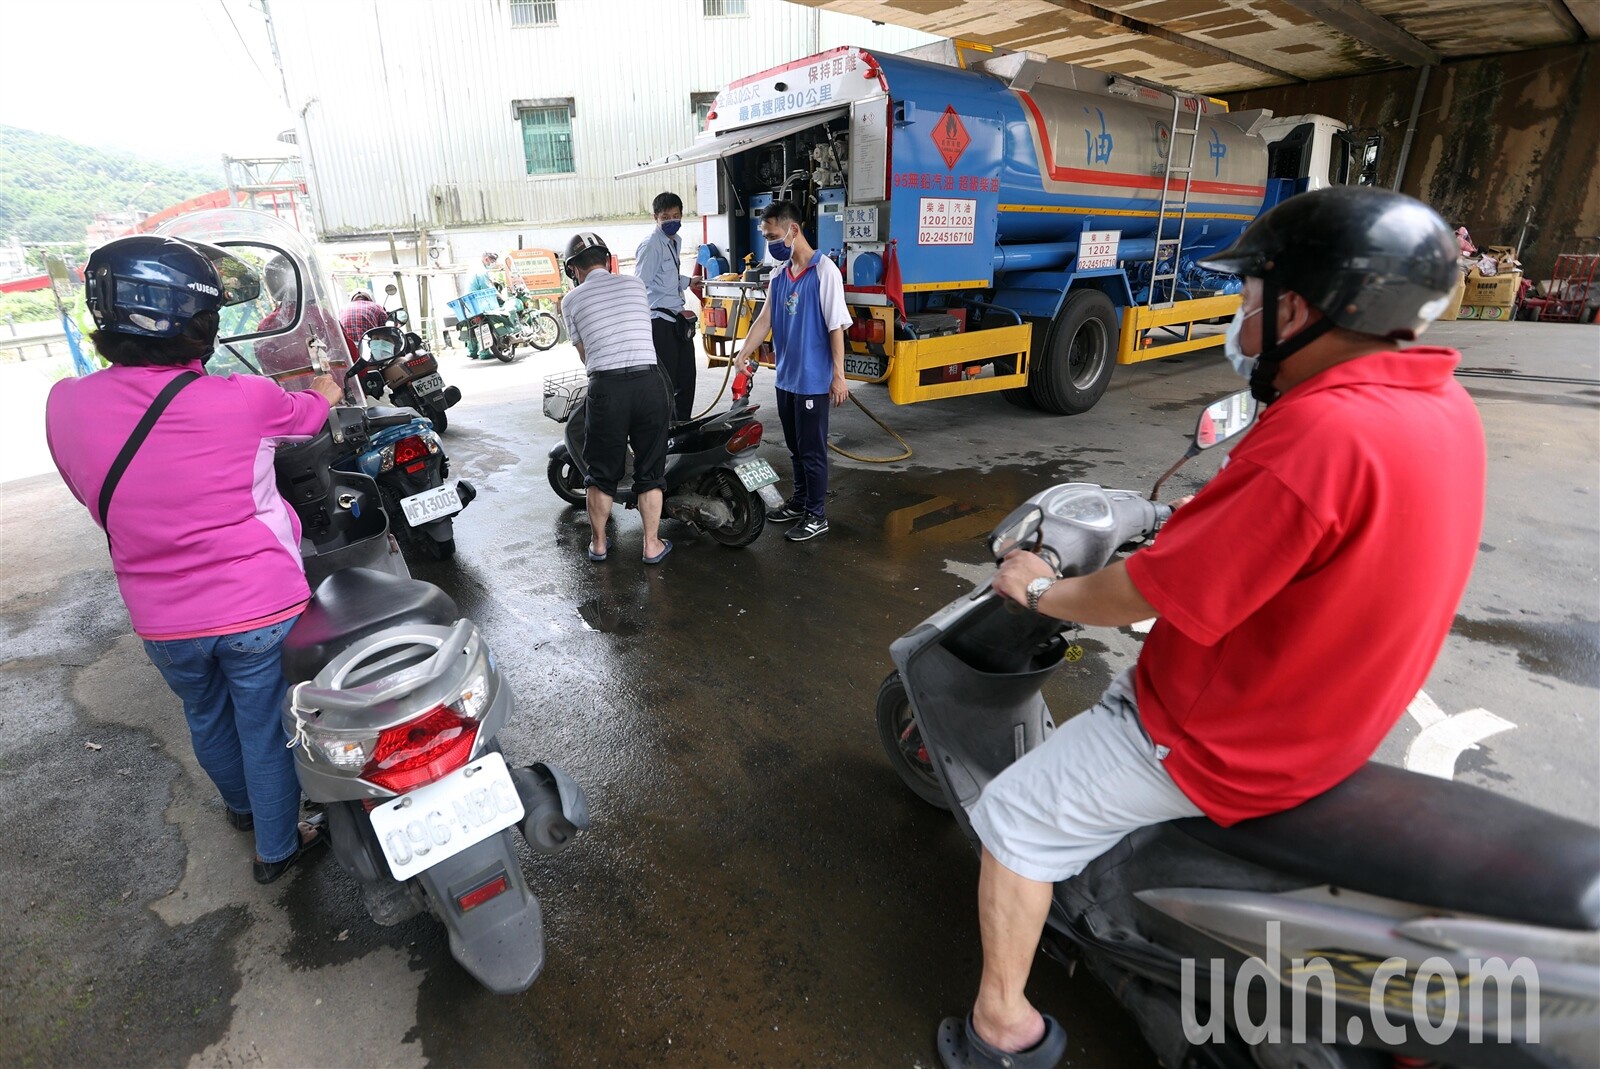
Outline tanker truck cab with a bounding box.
[619,41,1354,415]
[1258,114,1361,192]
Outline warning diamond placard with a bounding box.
[931,105,970,170]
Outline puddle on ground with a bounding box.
[1452,614,1600,689]
[577,597,642,635]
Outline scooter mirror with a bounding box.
[989,503,1044,562]
[392,308,410,325]
[1195,390,1258,451]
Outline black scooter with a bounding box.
[880,390,1600,1069]
[352,321,462,433]
[544,366,780,548]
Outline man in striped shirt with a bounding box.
[560,232,673,564]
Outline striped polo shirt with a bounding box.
[560,268,658,374]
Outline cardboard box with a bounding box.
[1435,272,1468,322]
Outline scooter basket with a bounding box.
[543,369,588,423]
[448,290,501,321]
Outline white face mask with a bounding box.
[1224,305,1263,380]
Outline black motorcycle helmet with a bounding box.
[86,234,258,339]
[563,232,610,282]
[1201,187,1459,402]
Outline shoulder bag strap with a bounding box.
[97,370,201,534]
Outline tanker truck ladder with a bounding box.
[1148,91,1204,312]
[1115,91,1242,368]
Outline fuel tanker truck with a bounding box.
[618,39,1358,415]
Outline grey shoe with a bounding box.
[785,514,829,542]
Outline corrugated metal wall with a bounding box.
[268,0,937,236]
[1228,43,1600,281]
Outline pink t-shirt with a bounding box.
[46,361,331,638]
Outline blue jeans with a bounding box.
[143,617,302,864]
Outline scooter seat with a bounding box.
[282,568,460,683]
[1175,761,1600,930]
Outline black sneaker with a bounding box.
[767,500,806,523]
[785,514,829,542]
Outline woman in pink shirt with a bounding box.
[47,236,345,884]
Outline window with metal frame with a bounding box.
[520,106,575,175]
[510,0,557,28]
[691,92,718,130]
[703,0,747,17]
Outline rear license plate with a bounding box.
[735,458,779,491]
[370,752,524,881]
[400,483,462,525]
[476,324,493,349]
[412,373,444,394]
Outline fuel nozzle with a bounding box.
[732,362,754,402]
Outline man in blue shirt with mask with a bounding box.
[636,192,698,422]
[734,200,851,542]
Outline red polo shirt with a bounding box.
[1125,347,1485,825]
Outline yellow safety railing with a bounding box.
[1118,293,1240,364]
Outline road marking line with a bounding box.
[1404,691,1516,780]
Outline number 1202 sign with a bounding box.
[1077,230,1121,270]
[918,197,976,245]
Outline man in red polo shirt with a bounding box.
[939,188,1483,1069]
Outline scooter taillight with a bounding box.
[393,435,429,473]
[727,421,763,453]
[361,705,478,793]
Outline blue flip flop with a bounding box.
[937,1013,1067,1069]
[643,539,673,565]
[587,545,607,562]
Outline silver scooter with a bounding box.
[878,391,1600,1068]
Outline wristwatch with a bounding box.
[1026,576,1056,614]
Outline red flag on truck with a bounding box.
[883,240,905,320]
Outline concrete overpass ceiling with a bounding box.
[797,0,1597,91]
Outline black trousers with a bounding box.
[776,387,830,518]
[652,316,697,423]
[583,366,671,497]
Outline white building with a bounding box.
[266,0,937,238]
[0,236,27,281]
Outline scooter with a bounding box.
[451,285,560,362]
[270,356,588,996]
[338,402,476,562]
[354,318,463,433]
[543,364,781,548]
[878,391,1600,1069]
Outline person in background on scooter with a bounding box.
[338,290,387,363]
[468,251,500,295]
[732,200,851,543]
[636,191,698,422]
[940,188,1483,1069]
[559,231,673,565]
[45,236,347,885]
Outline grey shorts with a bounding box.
[967,668,1204,884]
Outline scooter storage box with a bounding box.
[448,290,501,320]
[542,370,588,423]
[383,352,438,388]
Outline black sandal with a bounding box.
[252,813,328,885]
[937,1013,1068,1069]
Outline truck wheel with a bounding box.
[1029,290,1119,415]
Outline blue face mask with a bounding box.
[766,232,793,262]
[660,220,682,237]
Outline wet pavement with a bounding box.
[1,320,1595,1067]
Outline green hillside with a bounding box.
[0,125,221,243]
